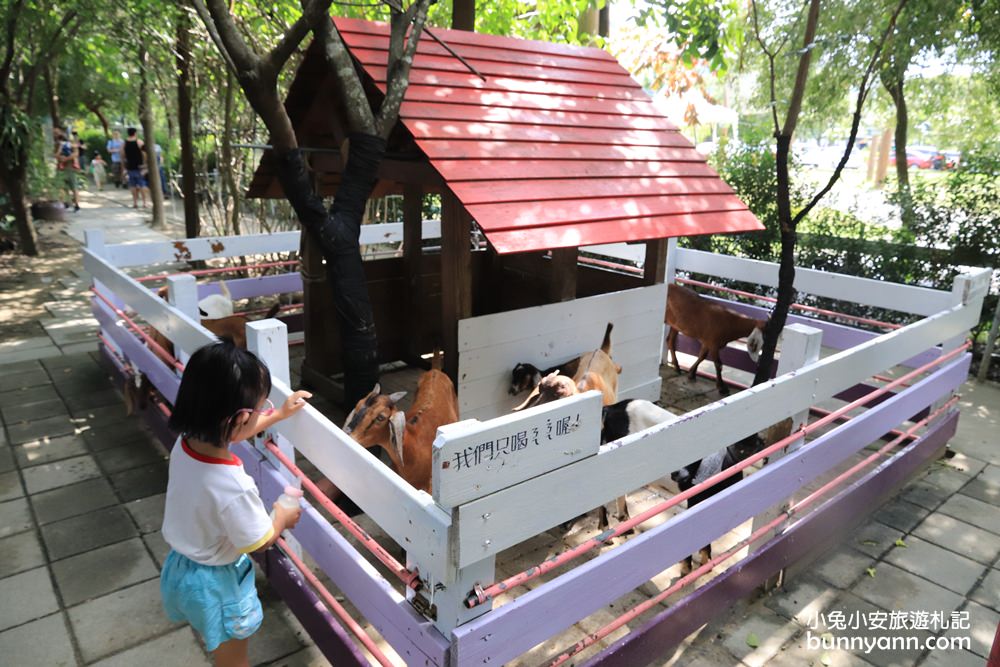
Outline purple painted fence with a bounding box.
[450,355,969,666]
[583,410,958,667]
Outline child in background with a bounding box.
[90,152,107,190]
[160,340,312,666]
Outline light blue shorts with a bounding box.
[160,551,263,652]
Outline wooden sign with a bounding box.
[432,391,602,508]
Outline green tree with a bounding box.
[0,0,90,256]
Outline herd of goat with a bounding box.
[135,279,786,575]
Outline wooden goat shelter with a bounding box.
[245,17,762,401]
[83,17,992,667]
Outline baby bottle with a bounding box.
[270,485,304,520]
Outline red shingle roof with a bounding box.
[338,17,763,254]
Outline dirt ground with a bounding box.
[0,215,84,342]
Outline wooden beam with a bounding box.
[548,248,578,302]
[403,184,423,361]
[441,193,473,383]
[643,239,668,285]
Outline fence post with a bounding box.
[750,323,822,590]
[246,318,301,558]
[165,274,199,368]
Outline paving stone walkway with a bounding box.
[1,189,997,666]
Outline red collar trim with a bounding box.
[182,439,242,466]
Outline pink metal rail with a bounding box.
[465,341,970,608]
[277,536,396,667]
[134,260,300,282]
[91,288,185,371]
[263,439,422,591]
[546,396,959,666]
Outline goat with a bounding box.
[509,358,581,395]
[665,282,767,395]
[156,280,234,319]
[671,417,793,573]
[126,303,281,416]
[596,399,681,530]
[342,352,459,493]
[513,322,621,411]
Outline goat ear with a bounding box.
[388,391,407,405]
[370,383,381,396]
[389,411,406,465]
[746,327,764,362]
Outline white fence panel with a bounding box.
[432,392,602,508]
[458,284,666,420]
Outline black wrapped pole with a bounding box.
[274,133,386,406]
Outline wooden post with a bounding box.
[643,239,668,286]
[875,128,892,185]
[403,184,423,362]
[165,274,199,368]
[548,248,577,302]
[866,133,879,182]
[441,193,472,384]
[750,323,822,590]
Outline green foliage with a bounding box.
[0,105,31,170]
[629,0,742,73]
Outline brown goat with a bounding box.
[665,283,766,395]
[342,353,459,493]
[513,322,621,411]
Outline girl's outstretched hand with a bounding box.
[279,390,312,419]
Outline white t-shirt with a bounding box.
[162,438,274,566]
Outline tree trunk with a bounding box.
[85,102,110,138]
[883,76,909,191]
[44,65,61,131]
[452,0,474,30]
[0,159,39,256]
[752,134,796,386]
[274,135,385,405]
[138,37,165,229]
[176,7,200,238]
[221,70,241,235]
[883,73,914,228]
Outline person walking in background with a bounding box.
[54,129,80,212]
[121,127,148,209]
[90,152,107,190]
[107,129,124,188]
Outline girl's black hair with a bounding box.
[168,339,272,446]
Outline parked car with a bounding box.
[889,146,938,169]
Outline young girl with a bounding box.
[161,340,312,666]
[90,152,107,190]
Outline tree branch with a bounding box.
[265,0,332,74]
[196,0,260,74]
[377,0,431,138]
[793,0,909,225]
[750,0,780,134]
[781,0,821,137]
[15,10,81,103]
[0,0,25,90]
[189,0,239,74]
[318,14,376,134]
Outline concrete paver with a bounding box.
[937,493,1000,535]
[882,535,986,595]
[51,537,159,606]
[40,504,137,560]
[850,561,965,615]
[871,498,932,533]
[944,599,1000,659]
[911,511,1000,565]
[0,497,32,537]
[67,578,181,663]
[88,627,211,667]
[0,566,61,632]
[123,492,166,534]
[30,477,118,524]
[0,471,25,502]
[0,612,77,667]
[969,568,1000,613]
[0,528,46,578]
[21,453,102,494]
[15,433,89,467]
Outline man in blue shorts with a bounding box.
[121,127,148,208]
